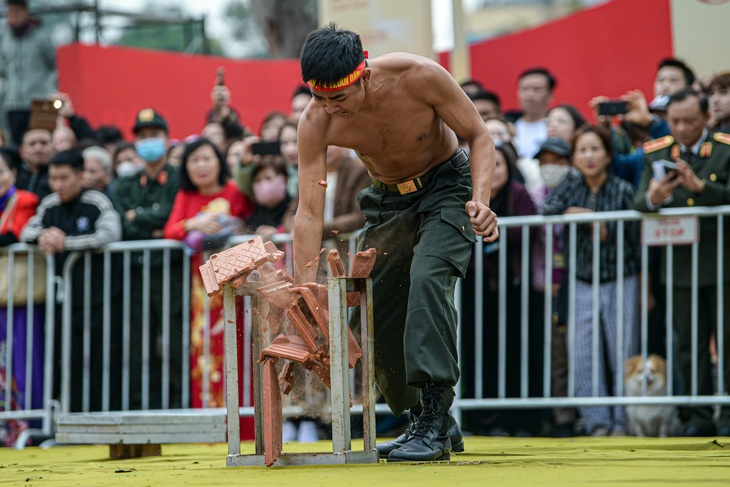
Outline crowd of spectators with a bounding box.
[456,57,730,439]
[1,0,730,446]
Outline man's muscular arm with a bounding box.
[293,111,328,283]
[422,61,498,242]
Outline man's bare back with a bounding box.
[303,53,459,183]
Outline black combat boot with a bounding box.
[376,405,465,458]
[375,404,423,458]
[387,384,455,462]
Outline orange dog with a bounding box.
[624,354,680,437]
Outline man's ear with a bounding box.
[362,68,371,82]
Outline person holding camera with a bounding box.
[634,88,730,437]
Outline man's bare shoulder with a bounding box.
[299,103,330,137]
[372,53,452,92]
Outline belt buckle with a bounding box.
[397,180,418,195]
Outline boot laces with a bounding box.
[411,389,443,439]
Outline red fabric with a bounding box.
[162,181,253,409]
[0,190,39,238]
[56,44,302,140]
[163,181,253,240]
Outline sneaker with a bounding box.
[590,427,610,437]
[282,421,297,443]
[297,420,319,443]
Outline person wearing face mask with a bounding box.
[459,142,540,437]
[112,142,144,179]
[244,157,294,243]
[110,108,185,410]
[529,136,576,437]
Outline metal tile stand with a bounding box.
[224,277,378,466]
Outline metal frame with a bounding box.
[224,277,378,467]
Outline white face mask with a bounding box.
[540,164,570,189]
[116,161,141,178]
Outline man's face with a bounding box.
[20,129,53,169]
[518,73,552,117]
[290,93,312,122]
[52,126,76,153]
[6,5,29,29]
[82,157,109,191]
[473,99,499,121]
[654,66,687,97]
[667,96,708,148]
[710,86,730,124]
[49,165,83,203]
[310,78,366,119]
[135,126,168,142]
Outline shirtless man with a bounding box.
[294,25,498,462]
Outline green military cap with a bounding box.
[132,108,168,134]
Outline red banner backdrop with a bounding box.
[57,44,303,140]
[443,0,673,120]
[57,0,673,140]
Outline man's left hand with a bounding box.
[466,201,499,242]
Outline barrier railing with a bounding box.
[59,240,191,414]
[4,207,730,445]
[0,244,56,447]
[454,205,730,426]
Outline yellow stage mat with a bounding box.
[0,437,728,486]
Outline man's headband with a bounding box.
[308,51,369,92]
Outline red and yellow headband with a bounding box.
[308,52,369,92]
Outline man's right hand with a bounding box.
[621,89,653,128]
[240,136,262,167]
[648,173,682,207]
[466,201,499,242]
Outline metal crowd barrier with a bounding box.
[454,205,730,422]
[5,207,730,447]
[0,244,56,448]
[59,240,192,414]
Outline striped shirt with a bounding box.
[541,172,640,282]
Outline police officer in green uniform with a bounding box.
[634,88,730,436]
[111,109,184,409]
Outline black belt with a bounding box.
[371,148,468,195]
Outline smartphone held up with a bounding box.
[598,100,628,116]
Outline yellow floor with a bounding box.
[0,436,729,487]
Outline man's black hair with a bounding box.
[518,67,557,92]
[469,89,501,110]
[179,138,229,192]
[667,87,708,113]
[49,149,84,172]
[291,84,312,100]
[300,23,365,86]
[460,79,485,90]
[658,58,696,87]
[95,125,123,145]
[0,146,22,172]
